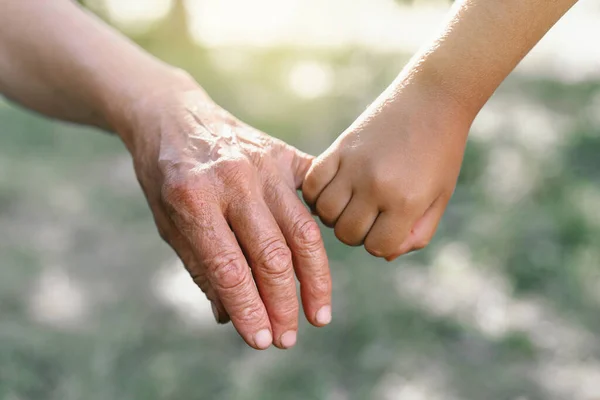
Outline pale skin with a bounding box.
[0,0,578,349]
[0,0,332,350]
[304,0,579,261]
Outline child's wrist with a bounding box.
[399,62,481,126]
[373,68,476,140]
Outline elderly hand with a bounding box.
[124,86,332,350]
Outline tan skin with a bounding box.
[0,0,578,349]
[304,0,579,261]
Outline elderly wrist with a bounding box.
[105,67,201,152]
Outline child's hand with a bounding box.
[303,83,473,260]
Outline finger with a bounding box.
[302,150,340,207]
[388,195,450,260]
[152,204,231,323]
[185,256,230,324]
[173,202,273,350]
[209,297,231,324]
[333,195,379,246]
[363,208,422,260]
[265,181,332,328]
[289,146,315,190]
[315,177,352,227]
[228,197,299,349]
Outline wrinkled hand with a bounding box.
[303,82,472,260]
[126,88,331,350]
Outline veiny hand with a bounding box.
[125,87,331,350]
[303,82,473,261]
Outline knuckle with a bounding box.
[189,268,211,293]
[271,302,298,325]
[214,157,252,186]
[319,217,336,229]
[161,177,210,215]
[400,190,426,210]
[306,274,331,299]
[161,177,188,208]
[160,175,214,222]
[257,239,293,280]
[315,197,336,222]
[261,171,282,193]
[235,301,266,325]
[366,165,395,196]
[368,175,387,195]
[207,252,248,291]
[334,226,362,247]
[364,241,388,259]
[389,190,426,214]
[366,171,426,211]
[292,218,322,248]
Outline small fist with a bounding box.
[303,86,471,260]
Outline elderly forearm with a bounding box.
[0,0,194,141]
[395,0,578,119]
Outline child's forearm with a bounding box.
[305,0,579,260]
[397,0,578,119]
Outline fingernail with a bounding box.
[254,329,272,350]
[211,302,220,323]
[316,305,332,325]
[280,331,297,348]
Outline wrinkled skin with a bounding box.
[303,82,473,261]
[127,90,332,350]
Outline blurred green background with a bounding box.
[2,0,600,399]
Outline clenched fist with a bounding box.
[303,80,472,261]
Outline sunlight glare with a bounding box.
[185,0,449,51]
[104,0,173,29]
[288,61,334,99]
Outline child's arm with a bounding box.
[303,0,578,260]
